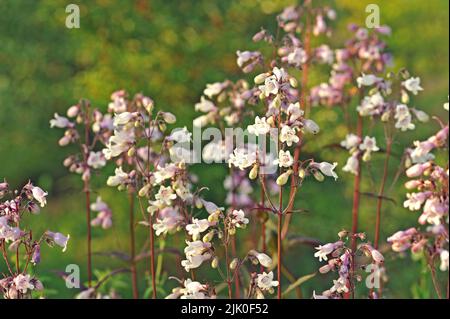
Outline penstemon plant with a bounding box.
[0,181,69,299]
[388,100,449,299]
[50,100,112,288]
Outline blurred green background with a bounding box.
[0,0,448,298]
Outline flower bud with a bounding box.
[255,289,265,299]
[362,150,371,162]
[162,112,176,124]
[303,119,320,134]
[254,73,270,84]
[127,147,136,158]
[401,91,410,104]
[67,105,79,118]
[298,168,306,179]
[289,77,298,88]
[381,111,390,122]
[276,170,292,186]
[211,256,219,269]
[203,231,215,243]
[139,184,151,197]
[229,258,239,270]
[229,227,236,236]
[312,170,324,182]
[249,164,259,180]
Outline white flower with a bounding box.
[13,274,35,294]
[228,147,257,170]
[357,73,381,88]
[444,96,449,111]
[287,47,308,67]
[340,134,361,151]
[259,75,279,97]
[182,241,212,272]
[395,104,415,131]
[113,112,135,126]
[403,77,423,95]
[106,167,129,187]
[180,279,209,299]
[256,272,279,292]
[287,102,304,121]
[153,163,178,185]
[330,277,349,294]
[186,218,210,240]
[204,82,227,98]
[169,127,192,143]
[230,209,249,228]
[50,113,70,128]
[315,45,334,65]
[32,186,48,207]
[46,231,70,252]
[403,192,429,211]
[356,93,384,116]
[247,116,271,135]
[195,96,216,113]
[155,186,177,206]
[359,136,380,153]
[280,125,299,146]
[103,129,135,159]
[440,250,449,272]
[87,151,106,169]
[153,207,183,236]
[274,150,294,168]
[314,243,335,262]
[342,155,359,175]
[314,162,338,180]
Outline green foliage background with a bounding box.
[0,0,448,298]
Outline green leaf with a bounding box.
[282,272,316,297]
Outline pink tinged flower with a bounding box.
[313,15,327,36]
[387,228,417,252]
[67,105,79,118]
[155,185,177,206]
[90,197,112,229]
[314,243,335,262]
[113,111,135,126]
[256,271,279,292]
[411,239,428,253]
[402,77,423,95]
[357,73,381,88]
[32,186,48,208]
[356,93,384,116]
[87,151,106,169]
[403,192,431,211]
[342,154,359,175]
[287,102,304,121]
[420,197,447,225]
[406,162,431,178]
[404,179,422,190]
[13,274,35,294]
[46,231,70,252]
[330,277,349,294]
[274,150,294,168]
[315,45,334,65]
[203,82,227,98]
[287,47,308,67]
[31,245,41,265]
[50,113,71,128]
[201,199,224,215]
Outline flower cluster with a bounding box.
[313,231,384,299]
[0,181,69,299]
[388,100,449,273]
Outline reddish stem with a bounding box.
[149,213,157,299]
[129,192,139,299]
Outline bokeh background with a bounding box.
[0,0,448,298]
